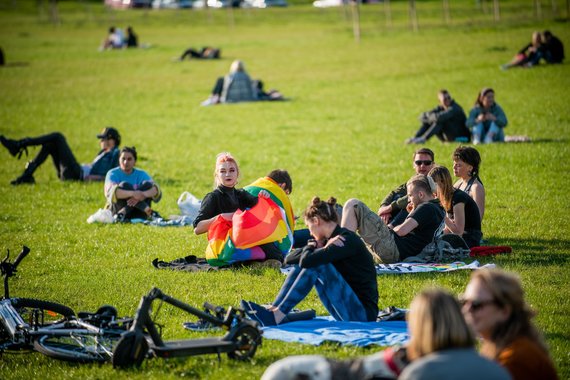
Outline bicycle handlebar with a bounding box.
[12,246,31,270]
[203,302,225,315]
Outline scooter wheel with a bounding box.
[112,331,148,369]
[228,326,261,361]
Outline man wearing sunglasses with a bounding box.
[406,89,469,144]
[377,148,435,226]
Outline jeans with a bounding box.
[472,121,504,143]
[272,264,367,322]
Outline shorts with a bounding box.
[351,200,400,264]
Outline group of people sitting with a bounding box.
[501,29,565,70]
[99,26,138,50]
[406,87,507,145]
[1,132,558,377]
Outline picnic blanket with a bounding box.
[206,177,295,267]
[375,260,495,275]
[261,316,409,347]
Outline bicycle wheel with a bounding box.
[33,328,123,363]
[227,325,261,361]
[12,298,75,327]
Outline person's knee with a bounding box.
[138,181,154,191]
[343,198,360,211]
[118,181,134,190]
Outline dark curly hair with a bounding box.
[453,146,481,179]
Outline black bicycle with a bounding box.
[113,287,262,368]
[0,246,131,363]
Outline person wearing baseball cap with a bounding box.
[0,126,121,185]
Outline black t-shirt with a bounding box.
[394,200,445,259]
[449,189,482,248]
[192,186,258,228]
[285,225,379,321]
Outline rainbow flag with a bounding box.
[205,177,295,266]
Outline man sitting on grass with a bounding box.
[341,174,444,264]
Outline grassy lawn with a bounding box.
[1,1,569,378]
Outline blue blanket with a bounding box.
[261,316,409,347]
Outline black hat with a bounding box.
[97,127,121,146]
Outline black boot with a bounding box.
[10,161,36,185]
[0,136,28,159]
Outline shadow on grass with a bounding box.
[483,237,570,266]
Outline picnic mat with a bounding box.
[375,260,495,275]
[261,316,409,347]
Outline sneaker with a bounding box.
[113,213,127,223]
[0,136,25,158]
[10,174,34,185]
[149,210,163,220]
[240,300,277,327]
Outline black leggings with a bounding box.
[111,181,155,219]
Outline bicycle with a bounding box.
[113,287,263,369]
[0,245,131,363]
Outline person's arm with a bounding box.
[392,217,419,237]
[434,102,462,123]
[445,202,466,235]
[194,213,233,235]
[471,182,485,221]
[492,104,508,128]
[298,234,355,268]
[465,107,479,128]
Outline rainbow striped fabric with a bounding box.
[205,177,295,266]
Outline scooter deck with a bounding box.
[152,338,236,358]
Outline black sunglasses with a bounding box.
[414,160,433,166]
[459,298,497,312]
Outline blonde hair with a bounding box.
[213,152,239,188]
[470,269,550,360]
[428,166,454,212]
[407,289,474,361]
[229,60,245,74]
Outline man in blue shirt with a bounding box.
[105,146,161,221]
[0,127,120,185]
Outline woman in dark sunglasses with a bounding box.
[462,269,558,380]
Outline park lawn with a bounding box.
[0,1,569,378]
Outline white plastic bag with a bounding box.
[177,191,202,223]
[87,208,114,224]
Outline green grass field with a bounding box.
[1,1,569,378]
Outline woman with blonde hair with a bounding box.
[260,289,509,380]
[462,269,558,380]
[400,289,509,380]
[428,165,482,248]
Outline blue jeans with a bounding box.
[272,264,367,322]
[472,121,504,143]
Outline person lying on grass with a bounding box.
[104,146,162,222]
[193,152,293,267]
[241,196,378,326]
[1,127,120,185]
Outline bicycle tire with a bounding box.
[12,298,75,327]
[33,327,124,363]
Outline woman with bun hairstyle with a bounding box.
[453,146,485,221]
[241,196,379,326]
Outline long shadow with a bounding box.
[481,237,570,266]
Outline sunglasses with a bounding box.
[414,160,433,166]
[459,298,497,312]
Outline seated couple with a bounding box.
[241,174,445,327]
[193,152,295,268]
[201,60,284,106]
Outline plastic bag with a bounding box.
[177,191,202,223]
